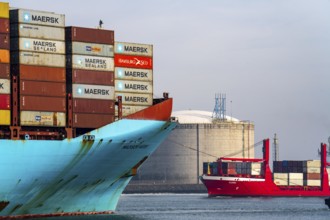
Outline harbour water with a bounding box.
[36,194,329,220]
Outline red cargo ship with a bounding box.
[201,139,330,197]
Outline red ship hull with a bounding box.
[201,175,330,197]
[201,139,330,197]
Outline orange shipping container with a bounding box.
[12,65,66,82]
[0,49,9,63]
[20,80,66,97]
[20,96,66,112]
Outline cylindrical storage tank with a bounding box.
[130,110,255,186]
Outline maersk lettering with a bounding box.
[124,70,148,78]
[85,58,107,69]
[84,88,109,95]
[124,96,148,103]
[33,40,57,52]
[124,83,148,91]
[124,46,148,53]
[31,15,59,24]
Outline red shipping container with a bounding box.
[67,69,114,86]
[0,33,9,49]
[114,54,153,69]
[20,80,66,97]
[20,95,66,112]
[73,98,115,114]
[0,63,9,78]
[65,26,114,45]
[73,113,114,128]
[0,18,9,34]
[0,94,10,109]
[12,65,66,82]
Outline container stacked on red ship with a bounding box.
[10,9,66,127]
[65,27,115,128]
[0,2,10,125]
[114,42,153,116]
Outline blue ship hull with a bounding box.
[0,119,176,217]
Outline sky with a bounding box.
[6,0,330,160]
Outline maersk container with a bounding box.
[307,160,320,168]
[12,52,65,67]
[0,33,9,49]
[0,109,10,125]
[115,80,153,94]
[20,95,66,112]
[115,105,147,117]
[67,69,114,86]
[67,55,114,71]
[0,2,9,19]
[307,180,320,186]
[10,9,65,27]
[0,49,9,63]
[66,42,114,57]
[10,24,64,40]
[115,42,153,57]
[20,80,66,97]
[73,98,115,114]
[0,18,9,33]
[73,113,114,128]
[20,111,66,127]
[65,26,114,45]
[307,167,321,173]
[13,65,65,82]
[0,63,9,78]
[0,94,10,109]
[72,84,115,100]
[115,67,153,82]
[289,173,304,186]
[11,38,65,54]
[0,78,10,94]
[116,92,153,106]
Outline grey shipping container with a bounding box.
[72,84,115,100]
[67,55,114,71]
[11,37,65,54]
[10,24,65,40]
[11,52,65,67]
[10,9,65,27]
[66,41,114,57]
[115,42,153,57]
[115,80,153,94]
[115,92,153,106]
[115,67,153,82]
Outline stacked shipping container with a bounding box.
[203,161,264,176]
[114,42,153,116]
[273,160,321,186]
[10,9,66,127]
[0,2,10,125]
[66,27,115,128]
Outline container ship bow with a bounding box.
[201,139,330,197]
[0,2,176,218]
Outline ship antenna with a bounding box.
[273,133,279,161]
[99,19,103,29]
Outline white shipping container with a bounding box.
[289,173,304,180]
[307,160,321,168]
[289,179,303,186]
[72,84,115,100]
[0,79,10,94]
[307,167,321,173]
[10,9,65,27]
[251,168,261,175]
[115,80,153,94]
[115,42,153,57]
[273,173,288,186]
[116,92,153,106]
[68,42,114,57]
[12,52,65,67]
[307,180,321,186]
[115,105,148,117]
[68,55,114,71]
[115,67,153,81]
[11,24,65,40]
[20,111,66,127]
[251,162,262,170]
[13,38,65,54]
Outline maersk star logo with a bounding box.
[24,41,30,48]
[117,44,123,53]
[117,69,123,78]
[23,13,30,22]
[77,59,83,65]
[77,87,83,95]
[117,82,123,90]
